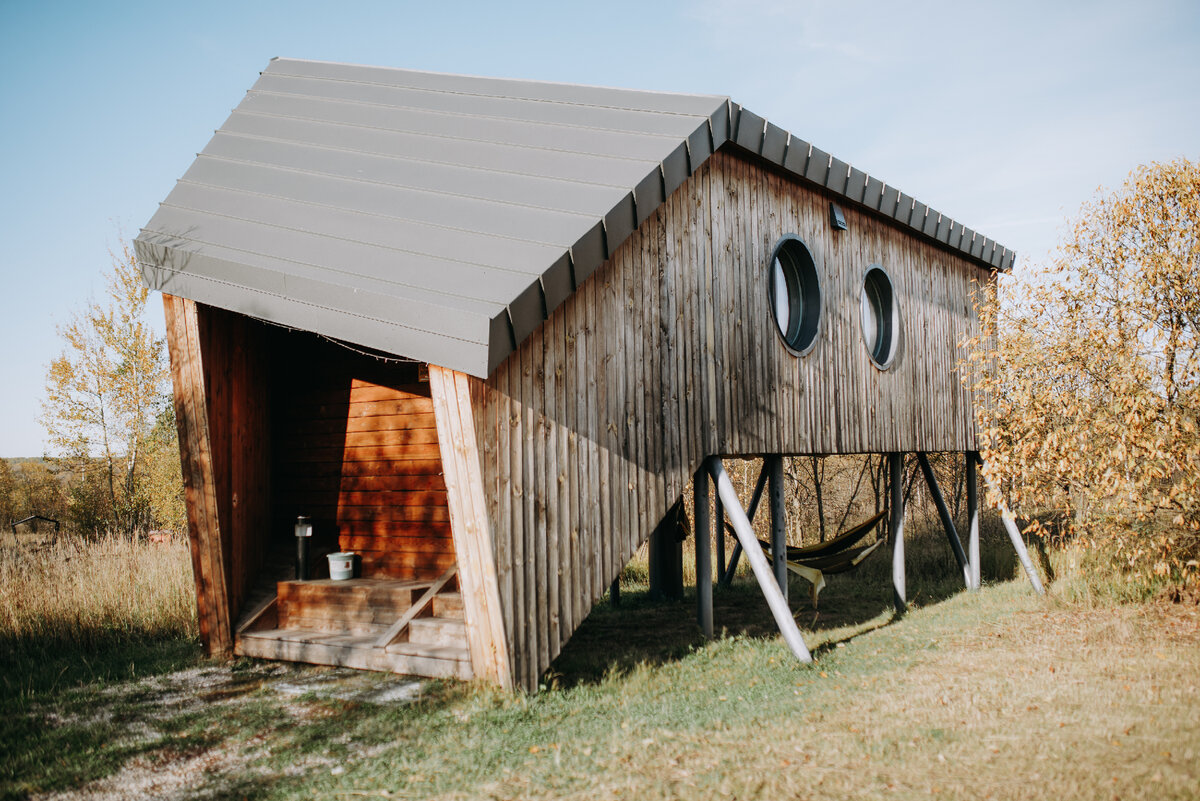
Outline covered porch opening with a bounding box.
[166,299,470,679]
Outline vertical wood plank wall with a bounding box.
[270,339,456,581]
[163,296,271,655]
[472,152,992,690]
[429,366,512,687]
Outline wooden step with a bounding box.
[408,617,467,649]
[432,592,465,619]
[383,639,471,665]
[279,578,429,606]
[277,578,429,632]
[236,628,471,680]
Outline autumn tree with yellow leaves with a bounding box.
[41,245,184,535]
[970,159,1200,584]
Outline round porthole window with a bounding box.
[768,236,821,354]
[860,265,900,368]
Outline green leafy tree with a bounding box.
[41,244,182,534]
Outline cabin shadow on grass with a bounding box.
[548,524,1020,688]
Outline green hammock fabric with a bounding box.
[754,510,887,607]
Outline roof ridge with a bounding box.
[269,57,729,103]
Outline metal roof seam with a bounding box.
[229,109,670,165]
[193,153,604,221]
[169,177,587,252]
[271,57,727,104]
[139,263,491,346]
[211,129,639,191]
[138,224,527,310]
[266,68,724,118]
[154,199,552,280]
[245,89,706,139]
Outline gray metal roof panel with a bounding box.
[569,222,606,284]
[137,59,1014,380]
[160,181,563,275]
[253,73,709,138]
[825,157,850,194]
[685,123,712,169]
[266,58,727,116]
[734,107,765,152]
[137,220,517,319]
[179,158,600,248]
[782,138,810,176]
[845,167,868,204]
[221,111,663,187]
[761,122,788,166]
[662,141,690,197]
[864,176,885,210]
[201,134,634,217]
[603,193,636,255]
[633,168,665,226]
[238,91,693,163]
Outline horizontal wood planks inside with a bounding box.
[269,335,455,582]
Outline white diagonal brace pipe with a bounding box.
[979,460,1045,595]
[707,457,813,663]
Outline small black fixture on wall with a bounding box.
[829,202,848,231]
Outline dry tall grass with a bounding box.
[0,531,196,650]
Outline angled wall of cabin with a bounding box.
[473,150,994,690]
[164,296,272,657]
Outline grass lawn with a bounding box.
[4,547,1198,801]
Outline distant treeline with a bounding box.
[1,451,185,537]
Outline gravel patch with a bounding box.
[29,660,429,800]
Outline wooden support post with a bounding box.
[720,462,769,587]
[916,452,970,588]
[163,295,232,658]
[694,465,713,637]
[649,502,685,601]
[966,452,981,590]
[889,452,907,613]
[429,366,514,688]
[648,525,663,600]
[768,455,788,600]
[978,456,1046,595]
[668,522,684,600]
[714,493,726,582]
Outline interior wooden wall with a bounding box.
[269,336,456,581]
[469,151,993,690]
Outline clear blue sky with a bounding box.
[1,0,1197,456]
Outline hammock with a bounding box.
[757,510,887,608]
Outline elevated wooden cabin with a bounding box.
[136,59,1017,691]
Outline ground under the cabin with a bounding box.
[5,552,1199,801]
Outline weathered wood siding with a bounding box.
[428,366,512,687]
[470,151,991,690]
[164,297,272,656]
[270,338,456,581]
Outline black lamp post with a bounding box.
[295,515,312,580]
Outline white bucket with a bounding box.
[327,552,355,580]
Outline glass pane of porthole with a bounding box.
[773,258,790,337]
[860,286,878,356]
[767,237,821,354]
[860,266,897,367]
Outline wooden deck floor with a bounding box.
[233,569,471,681]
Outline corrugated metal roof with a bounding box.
[136,58,1015,377]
